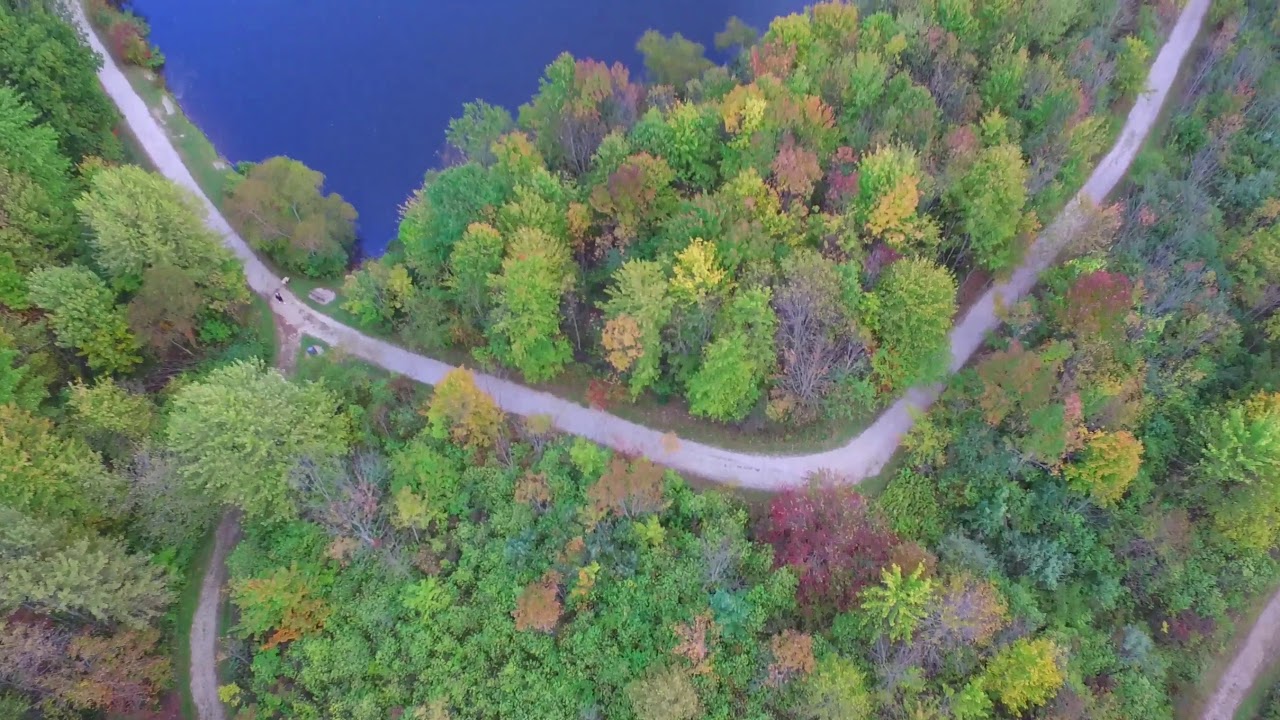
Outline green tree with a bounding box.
[1201,393,1280,550]
[0,505,170,627]
[602,260,674,397]
[0,341,43,411]
[446,222,505,334]
[981,637,1064,715]
[165,359,349,521]
[632,103,721,190]
[1199,393,1280,486]
[860,563,934,643]
[636,30,713,88]
[0,88,76,266]
[446,100,514,165]
[687,287,777,421]
[0,403,120,523]
[0,2,121,162]
[799,655,876,720]
[225,157,357,277]
[75,165,231,288]
[486,227,574,381]
[26,264,141,374]
[866,258,956,392]
[1115,36,1152,99]
[341,261,415,329]
[68,378,155,453]
[400,163,507,277]
[948,143,1029,272]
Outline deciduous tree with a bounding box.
[866,258,956,392]
[585,456,667,527]
[126,262,203,353]
[164,359,349,521]
[0,619,170,714]
[487,227,575,381]
[341,261,415,329]
[26,265,141,374]
[771,250,860,424]
[424,368,504,452]
[625,665,701,720]
[980,637,1064,715]
[75,165,226,284]
[0,403,119,523]
[513,571,562,633]
[0,3,121,162]
[948,143,1029,272]
[767,629,816,686]
[0,89,75,267]
[1064,430,1143,506]
[225,157,358,277]
[799,655,875,720]
[446,100,515,165]
[230,564,331,649]
[763,478,898,619]
[0,506,171,627]
[715,17,759,53]
[687,287,777,421]
[1062,270,1134,342]
[446,223,504,334]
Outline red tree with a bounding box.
[762,478,898,619]
[1063,270,1134,341]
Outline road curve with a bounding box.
[72,0,1209,491]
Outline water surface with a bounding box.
[136,0,805,255]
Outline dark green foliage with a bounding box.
[0,1,122,162]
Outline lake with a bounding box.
[134,0,806,256]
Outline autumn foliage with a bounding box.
[585,456,668,527]
[230,565,331,650]
[763,478,898,619]
[514,571,562,633]
[1063,270,1134,340]
[424,368,505,451]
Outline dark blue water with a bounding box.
[136,0,804,256]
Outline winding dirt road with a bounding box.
[71,0,1209,490]
[67,2,1216,720]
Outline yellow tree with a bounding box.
[670,239,729,304]
[424,368,504,451]
[981,637,1064,714]
[1064,430,1143,506]
[602,314,645,374]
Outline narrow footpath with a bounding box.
[71,0,1210,490]
[189,513,236,720]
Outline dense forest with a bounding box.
[0,0,272,716]
[5,0,1280,720]
[330,0,1175,433]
